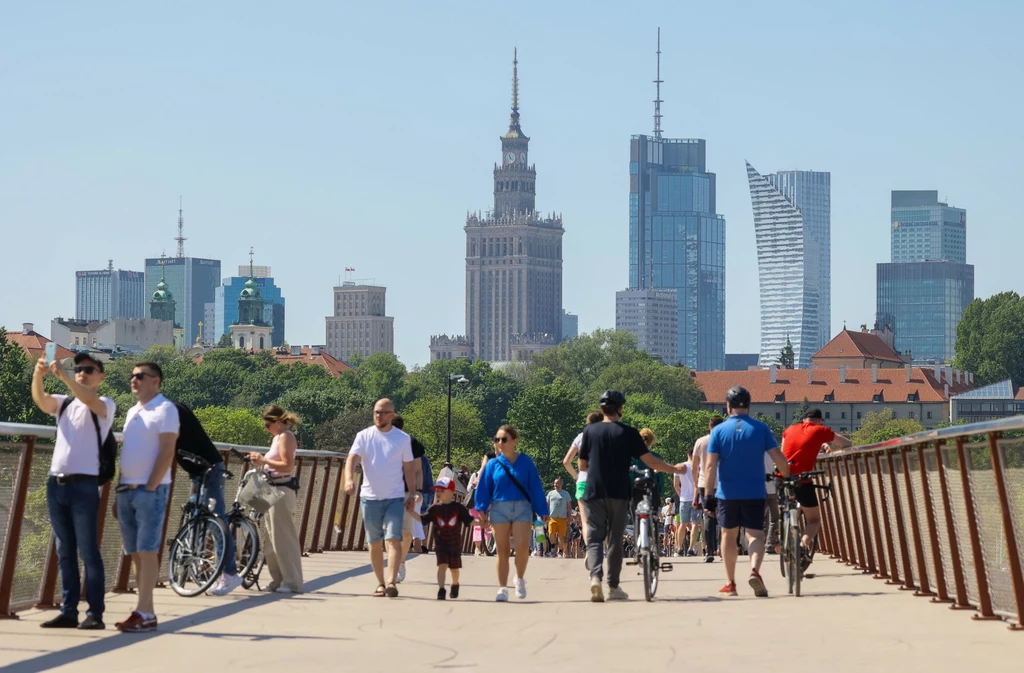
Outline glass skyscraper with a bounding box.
[877,190,973,364]
[746,163,831,369]
[144,257,221,347]
[75,265,145,321]
[630,136,725,370]
[216,276,286,347]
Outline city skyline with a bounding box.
[3,3,1021,367]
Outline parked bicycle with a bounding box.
[227,448,266,590]
[168,451,231,596]
[626,466,673,601]
[774,470,830,597]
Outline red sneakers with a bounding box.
[719,582,738,596]
[115,611,157,633]
[749,570,769,597]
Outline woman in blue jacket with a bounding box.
[475,425,549,602]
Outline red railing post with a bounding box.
[308,458,332,553]
[933,440,972,610]
[875,453,901,586]
[900,446,933,597]
[955,437,999,621]
[814,468,837,557]
[298,457,317,554]
[324,458,344,551]
[0,438,36,619]
[886,448,917,590]
[862,452,889,580]
[986,431,1024,630]
[833,459,857,565]
[916,443,950,603]
[852,455,877,575]
[345,473,362,551]
[826,461,849,562]
[842,456,868,570]
[35,537,60,610]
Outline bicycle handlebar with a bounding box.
[230,447,252,462]
[180,451,233,479]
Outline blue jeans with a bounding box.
[116,484,170,553]
[192,463,236,575]
[47,476,105,619]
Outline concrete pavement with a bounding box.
[0,550,1017,672]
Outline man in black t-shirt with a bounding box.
[579,391,685,602]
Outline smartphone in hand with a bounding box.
[45,342,57,366]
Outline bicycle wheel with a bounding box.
[779,513,788,578]
[169,515,228,597]
[788,524,800,596]
[231,516,263,590]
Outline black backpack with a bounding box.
[172,402,224,476]
[58,397,117,485]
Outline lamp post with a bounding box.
[446,373,470,467]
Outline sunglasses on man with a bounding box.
[73,365,98,375]
[129,372,155,381]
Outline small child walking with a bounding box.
[419,476,475,600]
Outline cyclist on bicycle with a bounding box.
[780,409,851,563]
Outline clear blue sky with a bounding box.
[3,1,1022,367]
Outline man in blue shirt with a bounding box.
[703,387,789,598]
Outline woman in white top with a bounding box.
[561,411,603,547]
[250,404,304,593]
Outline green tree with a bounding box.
[755,413,785,442]
[193,406,269,446]
[530,329,640,391]
[591,358,702,411]
[0,328,31,423]
[275,379,356,448]
[356,352,408,405]
[401,394,485,466]
[792,397,810,423]
[216,333,233,349]
[851,408,924,446]
[315,407,374,451]
[777,336,796,370]
[506,380,587,485]
[405,359,524,436]
[953,291,1024,385]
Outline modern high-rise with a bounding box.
[746,163,831,369]
[325,283,394,362]
[615,288,679,364]
[628,32,725,370]
[877,190,973,364]
[144,256,221,348]
[75,261,145,321]
[561,310,578,341]
[216,275,286,347]
[464,50,563,362]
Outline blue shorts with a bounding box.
[361,497,405,544]
[117,484,170,554]
[717,498,766,531]
[679,501,701,523]
[488,499,533,524]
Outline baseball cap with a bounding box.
[73,352,104,372]
[432,476,456,492]
[803,408,823,419]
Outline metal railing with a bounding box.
[815,416,1024,631]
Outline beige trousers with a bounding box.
[264,488,304,592]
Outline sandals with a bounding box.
[373,585,386,598]
[385,584,399,598]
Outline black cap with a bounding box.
[803,408,823,419]
[73,352,104,372]
[599,390,626,407]
[725,386,751,409]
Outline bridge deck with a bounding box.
[0,552,1016,672]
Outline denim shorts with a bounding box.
[679,501,701,523]
[488,499,533,524]
[361,497,405,544]
[117,484,170,554]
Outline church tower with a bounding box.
[149,261,185,349]
[230,251,272,351]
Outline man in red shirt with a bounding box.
[781,409,851,554]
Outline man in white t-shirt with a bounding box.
[690,414,725,562]
[31,352,116,630]
[673,453,698,556]
[113,362,179,633]
[344,398,417,598]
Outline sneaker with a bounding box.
[78,615,105,630]
[748,571,768,597]
[450,584,460,599]
[675,549,685,558]
[514,577,527,600]
[590,577,605,603]
[719,582,738,597]
[209,573,243,596]
[437,587,447,600]
[40,614,78,629]
[704,555,715,563]
[607,586,629,601]
[495,587,509,602]
[115,611,157,633]
[396,564,406,584]
[687,549,698,557]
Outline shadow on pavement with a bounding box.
[2,562,373,673]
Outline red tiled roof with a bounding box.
[8,330,76,363]
[271,348,353,377]
[695,367,973,405]
[812,329,904,363]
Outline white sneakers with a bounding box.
[495,587,509,602]
[590,577,604,603]
[208,574,243,596]
[607,586,629,601]
[514,577,527,599]
[396,563,406,584]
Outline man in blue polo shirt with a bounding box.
[703,386,789,598]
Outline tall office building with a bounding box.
[325,283,394,362]
[75,261,145,321]
[465,50,564,362]
[877,190,973,364]
[629,32,725,370]
[216,275,286,347]
[746,164,831,369]
[561,310,578,341]
[616,288,679,364]
[145,256,221,348]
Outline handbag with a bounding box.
[495,459,538,517]
[237,469,286,514]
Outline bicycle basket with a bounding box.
[237,469,285,514]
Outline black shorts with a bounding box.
[435,546,463,570]
[717,499,766,531]
[795,483,819,508]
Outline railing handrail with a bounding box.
[830,414,1024,456]
[0,421,346,458]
